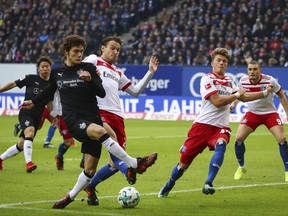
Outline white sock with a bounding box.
[0,144,21,160]
[101,137,137,168]
[23,140,33,163]
[69,171,91,199]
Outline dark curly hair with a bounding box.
[62,35,87,54]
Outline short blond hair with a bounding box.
[210,48,230,61]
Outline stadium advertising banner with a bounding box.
[0,65,287,123]
[120,95,287,123]
[118,65,182,96]
[182,66,288,97]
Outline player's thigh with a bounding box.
[235,124,254,141]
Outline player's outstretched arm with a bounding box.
[0,81,17,93]
[239,85,273,102]
[125,56,160,97]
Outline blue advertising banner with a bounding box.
[118,65,182,96]
[182,66,288,97]
[118,65,287,97]
[0,93,286,123]
[0,65,287,122]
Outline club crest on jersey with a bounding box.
[79,122,87,129]
[205,83,211,90]
[77,69,84,76]
[25,120,30,126]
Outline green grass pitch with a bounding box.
[0,116,287,216]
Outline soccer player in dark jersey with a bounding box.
[21,34,157,209]
[0,56,53,173]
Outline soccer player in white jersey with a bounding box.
[158,48,273,197]
[232,60,288,181]
[82,36,159,205]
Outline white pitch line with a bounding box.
[0,132,274,142]
[0,181,287,210]
[1,206,133,216]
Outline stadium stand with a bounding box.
[0,0,287,66]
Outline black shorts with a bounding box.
[81,139,102,158]
[64,113,103,158]
[18,111,41,138]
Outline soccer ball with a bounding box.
[117,186,140,208]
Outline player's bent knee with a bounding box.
[215,142,226,152]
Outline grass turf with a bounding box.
[0,116,287,216]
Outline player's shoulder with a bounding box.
[261,73,273,81]
[52,63,66,72]
[83,54,98,63]
[26,74,39,81]
[240,75,249,83]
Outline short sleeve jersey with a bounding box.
[83,54,132,118]
[49,62,104,117]
[239,74,280,114]
[195,72,238,128]
[15,74,50,117]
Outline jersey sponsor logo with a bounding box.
[103,70,119,82]
[33,88,41,94]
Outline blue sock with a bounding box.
[58,142,70,159]
[235,141,245,167]
[110,153,129,176]
[45,125,56,143]
[279,141,288,171]
[165,164,185,190]
[206,141,226,184]
[89,164,118,188]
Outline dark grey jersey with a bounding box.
[16,74,50,117]
[32,62,105,118]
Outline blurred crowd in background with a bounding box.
[0,0,287,66]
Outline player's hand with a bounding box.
[237,88,246,98]
[79,70,92,82]
[148,55,159,73]
[266,85,273,93]
[20,100,34,109]
[96,68,101,76]
[262,85,273,97]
